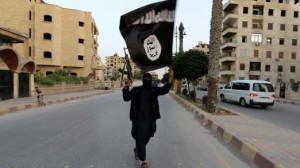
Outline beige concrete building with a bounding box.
[221,0,300,96]
[0,27,36,100]
[104,53,141,80]
[192,41,209,54]
[0,0,104,82]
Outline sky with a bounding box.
[45,0,213,77]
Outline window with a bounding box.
[294,11,299,18]
[253,83,274,92]
[290,66,296,73]
[251,33,263,44]
[254,50,259,57]
[266,0,271,2]
[293,25,298,32]
[29,47,31,57]
[232,83,250,90]
[279,0,284,3]
[46,71,53,75]
[291,52,297,59]
[292,39,298,46]
[78,38,84,44]
[79,21,84,27]
[29,11,32,20]
[240,64,245,70]
[267,37,272,44]
[243,7,248,14]
[268,9,274,16]
[242,36,247,43]
[279,38,285,45]
[265,65,271,71]
[281,10,286,17]
[280,24,285,31]
[266,51,272,58]
[70,73,77,76]
[78,55,84,60]
[295,0,300,4]
[249,62,261,71]
[268,23,273,30]
[242,21,248,28]
[278,65,283,72]
[44,51,52,58]
[278,52,284,58]
[29,28,31,38]
[43,33,52,40]
[44,15,52,22]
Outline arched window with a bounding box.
[43,33,52,40]
[44,15,52,22]
[44,51,52,58]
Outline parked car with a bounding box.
[219,80,275,108]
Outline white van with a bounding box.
[220,80,275,108]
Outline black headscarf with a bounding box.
[142,73,152,87]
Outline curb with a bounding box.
[169,92,286,168]
[0,91,113,115]
[275,99,300,106]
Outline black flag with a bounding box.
[119,0,177,72]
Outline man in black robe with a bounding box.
[122,68,174,168]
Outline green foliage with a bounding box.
[133,71,143,80]
[161,73,169,84]
[189,90,196,102]
[47,73,63,83]
[173,50,209,82]
[34,69,89,85]
[39,77,55,86]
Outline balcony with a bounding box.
[248,70,261,76]
[223,0,238,12]
[223,12,238,25]
[220,68,236,76]
[221,39,237,50]
[222,26,237,38]
[220,54,236,63]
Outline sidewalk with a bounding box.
[275,97,300,106]
[170,92,300,168]
[0,90,113,114]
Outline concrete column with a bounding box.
[13,72,19,98]
[29,73,35,96]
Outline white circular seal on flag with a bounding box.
[143,35,161,61]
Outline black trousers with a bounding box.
[136,137,150,161]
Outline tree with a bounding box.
[161,72,169,84]
[173,49,209,93]
[207,0,222,113]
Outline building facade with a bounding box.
[221,0,300,94]
[0,0,104,81]
[104,53,141,80]
[192,41,210,54]
[0,27,36,100]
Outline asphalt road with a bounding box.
[196,90,300,133]
[0,90,251,168]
